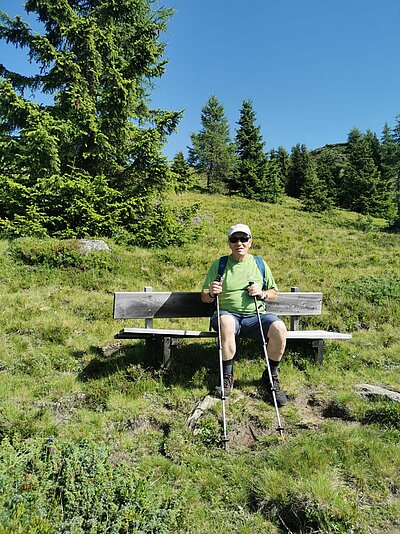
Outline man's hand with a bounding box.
[247,283,264,299]
[209,279,222,298]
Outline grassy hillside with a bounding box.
[0,192,399,533]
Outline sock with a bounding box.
[223,359,234,376]
[268,359,279,376]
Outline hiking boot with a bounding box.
[261,369,287,407]
[214,374,234,398]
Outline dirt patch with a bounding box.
[228,420,264,447]
[34,392,87,424]
[123,416,167,435]
[291,387,328,429]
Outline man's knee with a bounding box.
[220,315,237,337]
[268,319,287,339]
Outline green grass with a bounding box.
[0,191,399,532]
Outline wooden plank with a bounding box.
[115,327,351,340]
[267,292,322,315]
[113,291,323,319]
[115,327,217,339]
[113,292,212,319]
[286,330,352,340]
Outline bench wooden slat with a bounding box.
[113,291,323,319]
[115,327,351,341]
[286,330,352,340]
[115,327,216,339]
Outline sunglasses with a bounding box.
[229,236,251,243]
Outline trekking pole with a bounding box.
[248,282,284,436]
[215,274,229,450]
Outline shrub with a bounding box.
[8,238,114,271]
[0,172,200,248]
[0,437,184,533]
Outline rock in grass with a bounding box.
[76,239,110,254]
[187,395,219,429]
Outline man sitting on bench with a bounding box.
[201,224,287,406]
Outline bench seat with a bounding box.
[113,288,352,367]
[115,327,351,341]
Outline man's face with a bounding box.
[228,232,252,260]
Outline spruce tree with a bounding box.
[271,146,290,191]
[315,148,341,204]
[342,128,394,218]
[300,153,333,212]
[170,151,195,192]
[287,144,309,198]
[264,159,284,204]
[231,99,280,202]
[364,129,382,172]
[386,117,400,227]
[188,95,235,191]
[0,0,190,244]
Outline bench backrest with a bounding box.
[113,291,323,320]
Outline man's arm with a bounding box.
[262,288,278,301]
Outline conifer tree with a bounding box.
[170,151,195,192]
[315,148,341,204]
[386,117,400,227]
[264,159,285,204]
[188,95,235,191]
[270,146,290,191]
[342,128,395,218]
[365,129,382,172]
[287,144,309,198]
[0,0,191,244]
[230,99,281,202]
[300,151,333,212]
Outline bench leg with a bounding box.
[312,340,324,365]
[162,337,172,369]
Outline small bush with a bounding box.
[8,238,114,271]
[0,437,184,533]
[0,171,201,248]
[343,276,400,305]
[195,415,221,447]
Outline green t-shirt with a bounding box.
[202,254,277,314]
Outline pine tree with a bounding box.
[170,152,195,192]
[287,144,309,198]
[388,117,400,227]
[315,148,341,204]
[230,99,280,202]
[364,129,382,172]
[342,128,394,218]
[270,146,290,191]
[188,95,235,191]
[0,1,191,243]
[300,152,333,212]
[264,159,284,204]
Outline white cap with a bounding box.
[228,224,252,238]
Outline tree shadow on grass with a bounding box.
[165,338,266,391]
[77,337,315,388]
[77,341,155,382]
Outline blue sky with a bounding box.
[1,0,399,159]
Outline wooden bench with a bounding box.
[113,286,351,367]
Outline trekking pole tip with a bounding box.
[221,436,229,450]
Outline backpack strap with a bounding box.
[253,255,267,290]
[217,255,229,280]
